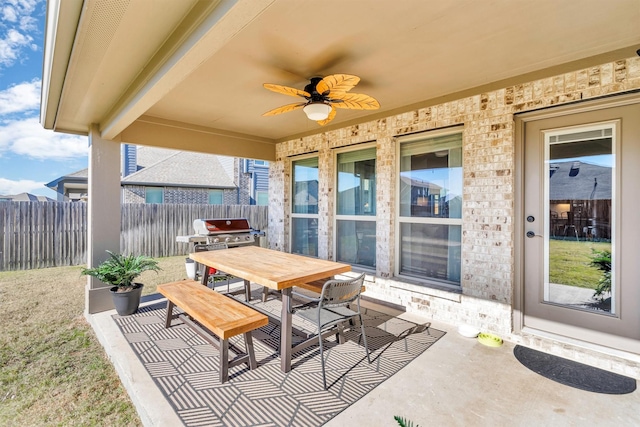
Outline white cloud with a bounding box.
[2,6,18,22]
[19,15,38,33]
[0,79,40,114]
[0,0,39,68]
[0,116,88,160]
[0,28,33,67]
[0,177,45,195]
[2,0,38,21]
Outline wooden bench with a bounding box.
[157,279,268,383]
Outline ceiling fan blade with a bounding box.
[316,74,360,96]
[316,105,337,126]
[331,92,380,110]
[263,83,310,99]
[259,35,350,79]
[262,102,306,116]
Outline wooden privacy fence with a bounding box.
[0,202,268,271]
[120,204,269,257]
[0,201,88,271]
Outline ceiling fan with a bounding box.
[262,74,380,125]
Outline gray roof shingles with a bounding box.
[121,149,235,188]
[549,161,611,201]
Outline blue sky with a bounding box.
[0,0,87,197]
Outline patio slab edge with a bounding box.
[86,300,183,427]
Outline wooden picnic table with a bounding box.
[189,245,351,372]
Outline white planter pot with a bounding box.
[185,259,196,280]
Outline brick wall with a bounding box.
[269,57,640,377]
[236,160,252,205]
[122,186,145,203]
[122,185,237,205]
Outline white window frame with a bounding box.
[333,143,377,270]
[290,154,320,256]
[395,126,464,288]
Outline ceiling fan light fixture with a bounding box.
[303,102,332,121]
[263,75,379,125]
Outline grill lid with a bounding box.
[193,218,251,235]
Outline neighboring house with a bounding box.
[0,193,55,202]
[549,160,612,240]
[45,145,269,205]
[44,169,89,202]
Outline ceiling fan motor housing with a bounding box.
[305,77,327,101]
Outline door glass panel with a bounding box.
[545,126,614,314]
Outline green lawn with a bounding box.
[0,255,187,427]
[548,239,611,289]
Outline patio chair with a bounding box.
[291,272,371,389]
[193,242,233,292]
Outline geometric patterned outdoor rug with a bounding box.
[113,289,444,427]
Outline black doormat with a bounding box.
[514,345,636,394]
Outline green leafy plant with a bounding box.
[394,415,420,427]
[589,249,611,300]
[81,250,161,292]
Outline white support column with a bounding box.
[86,124,121,314]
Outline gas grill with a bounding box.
[176,218,263,247]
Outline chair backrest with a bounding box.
[194,242,228,252]
[319,272,365,309]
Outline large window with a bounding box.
[335,146,376,268]
[398,130,463,285]
[209,189,223,205]
[291,157,319,256]
[145,187,164,204]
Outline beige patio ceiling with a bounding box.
[41,0,640,160]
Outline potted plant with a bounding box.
[81,250,161,316]
[590,249,611,310]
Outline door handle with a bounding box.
[526,231,542,238]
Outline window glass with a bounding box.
[399,133,462,218]
[209,190,223,205]
[337,148,376,216]
[398,131,463,285]
[145,187,163,204]
[292,158,319,214]
[291,217,318,257]
[335,147,377,268]
[399,223,461,283]
[291,157,319,257]
[336,220,376,267]
[256,191,269,206]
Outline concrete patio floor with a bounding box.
[88,295,640,427]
